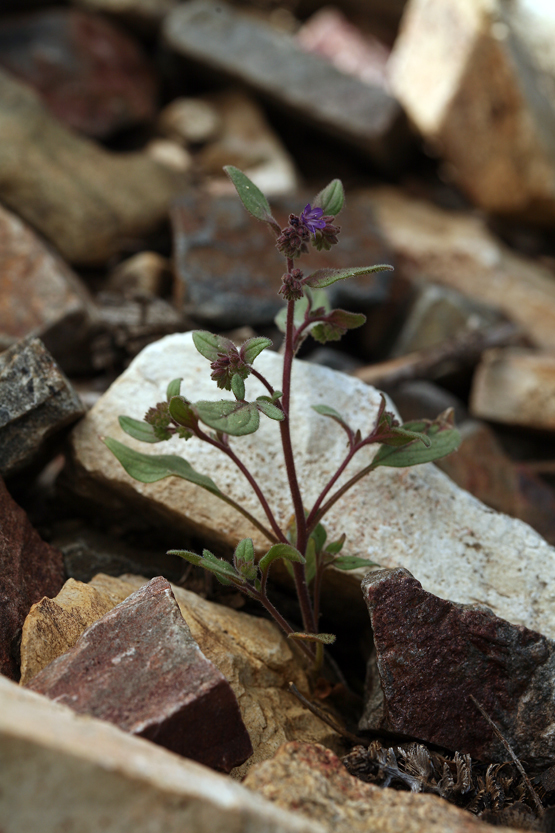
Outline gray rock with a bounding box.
[26,576,253,773]
[0,337,84,478]
[162,0,408,170]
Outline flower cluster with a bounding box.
[210,345,250,391]
[144,402,173,440]
[279,268,304,301]
[276,203,340,259]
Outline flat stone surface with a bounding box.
[69,332,555,639]
[0,676,321,833]
[0,337,85,478]
[367,186,555,350]
[244,741,521,833]
[0,203,95,373]
[0,68,182,265]
[471,347,555,430]
[74,0,178,26]
[361,568,555,766]
[389,0,555,221]
[163,0,408,169]
[26,576,252,772]
[0,476,64,680]
[0,9,157,138]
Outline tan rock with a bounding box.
[244,742,522,833]
[470,347,555,430]
[157,97,222,145]
[389,0,555,221]
[0,675,322,833]
[367,186,555,351]
[107,251,172,298]
[145,138,192,173]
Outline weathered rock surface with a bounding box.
[69,332,555,639]
[0,337,85,478]
[163,0,408,169]
[389,0,555,221]
[366,186,555,350]
[26,576,253,772]
[74,0,178,27]
[0,675,321,833]
[0,477,64,680]
[0,68,182,265]
[0,203,95,373]
[21,572,340,779]
[471,347,555,430]
[361,568,555,766]
[0,9,157,138]
[244,741,521,833]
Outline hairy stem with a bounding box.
[251,588,314,661]
[311,461,378,528]
[250,366,277,398]
[306,445,359,536]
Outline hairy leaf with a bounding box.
[311,404,353,436]
[256,398,284,421]
[233,537,258,581]
[311,522,327,553]
[118,415,162,444]
[372,422,461,468]
[259,543,305,574]
[231,373,245,401]
[275,287,331,334]
[312,309,367,344]
[224,166,280,233]
[325,533,346,555]
[312,178,344,216]
[195,399,260,436]
[241,336,273,364]
[288,632,336,645]
[192,330,234,362]
[166,378,182,400]
[168,396,197,428]
[333,555,377,571]
[305,264,394,289]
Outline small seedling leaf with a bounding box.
[231,373,245,401]
[233,537,258,581]
[166,378,182,400]
[312,179,345,216]
[259,543,305,574]
[118,416,162,444]
[241,337,273,364]
[192,331,234,362]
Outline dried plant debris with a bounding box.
[342,740,553,830]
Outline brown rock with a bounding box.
[0,10,157,138]
[0,68,183,265]
[26,576,253,773]
[107,251,172,298]
[244,741,520,833]
[0,477,64,680]
[157,97,222,145]
[0,203,95,373]
[470,347,555,430]
[360,568,555,766]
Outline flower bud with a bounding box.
[279,268,304,301]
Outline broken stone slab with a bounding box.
[389,0,555,222]
[20,572,340,779]
[0,68,183,265]
[26,576,253,773]
[68,331,555,639]
[0,203,96,374]
[360,567,555,767]
[0,476,64,680]
[366,186,555,350]
[470,347,555,431]
[0,337,85,478]
[162,0,408,170]
[244,741,520,833]
[0,676,322,833]
[0,9,157,138]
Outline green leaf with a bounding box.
[333,555,377,571]
[169,548,240,587]
[311,309,367,344]
[312,179,345,216]
[166,378,182,400]
[304,537,317,585]
[118,415,162,444]
[372,422,461,469]
[326,533,346,555]
[288,632,336,645]
[311,404,352,436]
[259,543,305,574]
[275,287,331,334]
[103,437,222,495]
[195,399,260,436]
[256,398,284,421]
[241,337,272,364]
[380,426,432,448]
[311,522,327,553]
[231,374,245,400]
[233,538,258,581]
[192,331,234,362]
[305,265,394,290]
[224,166,280,233]
[168,396,197,428]
[167,549,202,567]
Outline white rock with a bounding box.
[0,675,322,833]
[70,333,555,637]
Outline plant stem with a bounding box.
[250,367,277,398]
[251,588,314,661]
[306,445,358,536]
[216,493,277,544]
[311,461,378,528]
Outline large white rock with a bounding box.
[70,333,555,637]
[0,675,322,833]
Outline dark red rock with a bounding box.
[360,568,555,766]
[0,10,157,138]
[0,477,65,680]
[26,576,253,773]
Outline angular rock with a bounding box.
[361,567,555,766]
[0,476,64,680]
[68,332,555,639]
[470,347,555,430]
[0,68,183,265]
[0,337,85,478]
[0,9,157,138]
[366,186,555,350]
[0,203,96,373]
[163,0,408,170]
[21,572,340,779]
[244,741,519,833]
[171,191,392,328]
[26,576,253,773]
[0,676,320,833]
[390,0,555,221]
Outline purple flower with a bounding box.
[300,204,326,234]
